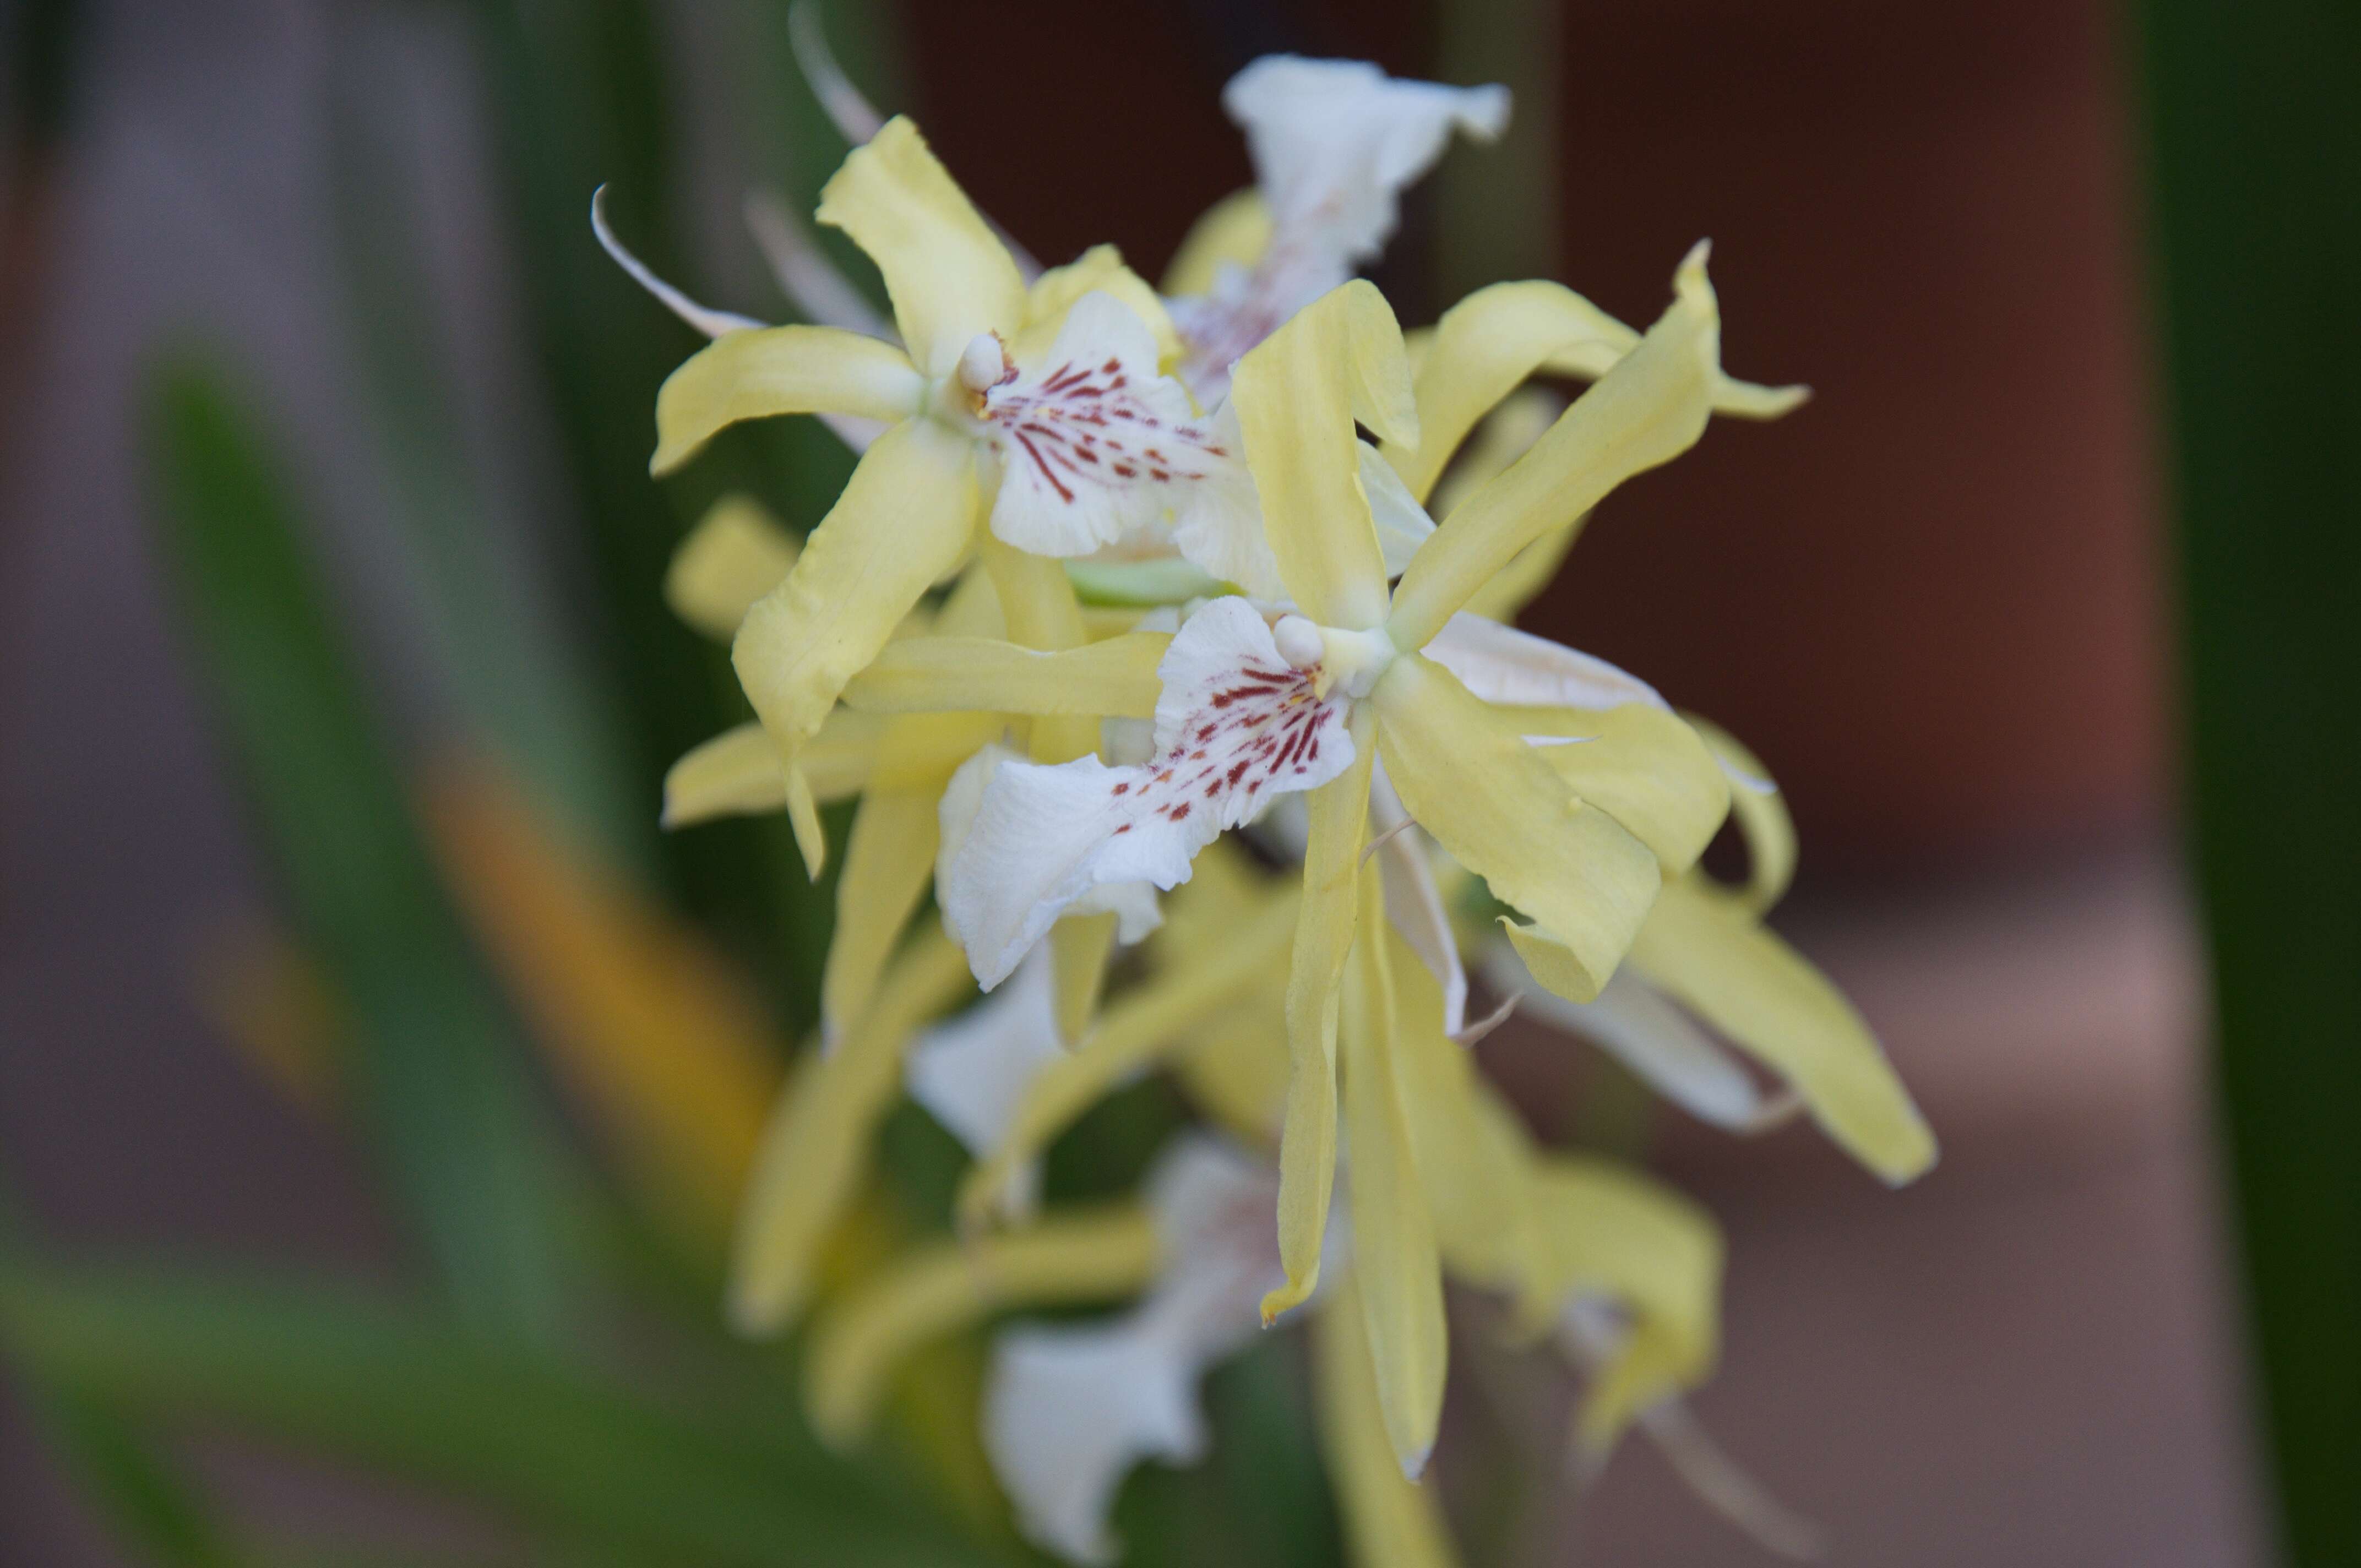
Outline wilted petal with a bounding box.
[940,598,1355,988]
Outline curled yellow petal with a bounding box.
[1264,705,1378,1324]
[1386,247,1723,652]
[728,929,976,1335]
[1160,188,1271,298]
[1630,878,1936,1185]
[651,325,922,475]
[1018,244,1182,368]
[665,494,800,640]
[1374,655,1658,999]
[732,417,980,774]
[663,723,800,827]
[804,1205,1159,1449]
[1341,867,1446,1478]
[958,885,1302,1228]
[1313,1283,1464,1568]
[841,631,1169,718]
[1231,280,1417,631]
[1688,716,1795,914]
[1521,703,1731,875]
[817,116,1026,375]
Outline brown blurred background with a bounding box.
[0,1,2255,1563]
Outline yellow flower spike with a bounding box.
[1340,866,1448,1478]
[1231,279,1418,631]
[1386,245,1726,654]
[1628,878,1937,1184]
[416,758,782,1231]
[1264,704,1378,1325]
[1515,702,1732,875]
[1381,278,1807,505]
[1688,717,1797,914]
[732,417,981,815]
[1314,1279,1464,1568]
[956,887,1302,1229]
[651,325,926,475]
[816,116,1027,377]
[1374,655,1659,999]
[1017,244,1182,369]
[729,928,977,1335]
[840,630,1170,719]
[663,494,801,640]
[805,1204,1161,1450]
[1386,930,1541,1296]
[1160,188,1271,298]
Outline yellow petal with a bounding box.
[1520,703,1732,875]
[1050,912,1118,1044]
[817,116,1026,375]
[728,929,976,1333]
[1341,867,1446,1478]
[978,536,1100,765]
[1230,280,1417,631]
[1374,655,1658,998]
[1263,705,1378,1323]
[958,884,1302,1228]
[1687,716,1794,914]
[1383,279,1807,506]
[841,631,1169,718]
[1386,247,1723,652]
[651,325,922,475]
[732,417,981,772]
[1172,987,1292,1142]
[418,758,782,1235]
[822,776,943,1036]
[664,494,801,640]
[804,1205,1159,1449]
[1388,930,1538,1295]
[1522,1152,1722,1450]
[664,722,802,826]
[1313,1284,1464,1568]
[781,763,827,880]
[1630,878,1934,1183]
[1018,243,1183,368]
[1160,188,1272,298]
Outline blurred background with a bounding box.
[2,0,2352,1563]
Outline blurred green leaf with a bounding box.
[2134,2,2361,1561]
[0,1259,1005,1568]
[143,358,589,1341]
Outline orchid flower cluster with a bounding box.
[607,33,1934,1567]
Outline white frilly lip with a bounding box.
[983,1136,1283,1564]
[938,598,1354,989]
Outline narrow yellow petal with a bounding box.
[418,759,782,1234]
[1386,248,1723,652]
[664,722,798,826]
[1341,867,1446,1478]
[1263,705,1378,1322]
[1160,188,1271,298]
[1520,703,1732,875]
[958,886,1301,1227]
[664,494,801,640]
[728,929,976,1333]
[817,116,1026,375]
[1172,988,1292,1142]
[979,536,1100,764]
[1050,912,1119,1044]
[822,780,942,1036]
[1630,878,1936,1184]
[1687,716,1795,914]
[1231,280,1417,631]
[651,325,922,475]
[805,1205,1159,1449]
[1018,243,1182,368]
[732,417,980,772]
[782,763,827,880]
[840,631,1169,718]
[1314,1286,1465,1568]
[1374,655,1658,999]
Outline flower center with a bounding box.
[1310,622,1397,700]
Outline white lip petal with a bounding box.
[905,946,1067,1155]
[939,599,1355,988]
[1423,612,1673,712]
[591,185,765,340]
[1225,56,1509,271]
[981,292,1239,559]
[1162,400,1282,597]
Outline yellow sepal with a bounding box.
[665,494,801,640]
[1314,1283,1465,1568]
[841,631,1169,719]
[1018,244,1183,370]
[651,325,922,475]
